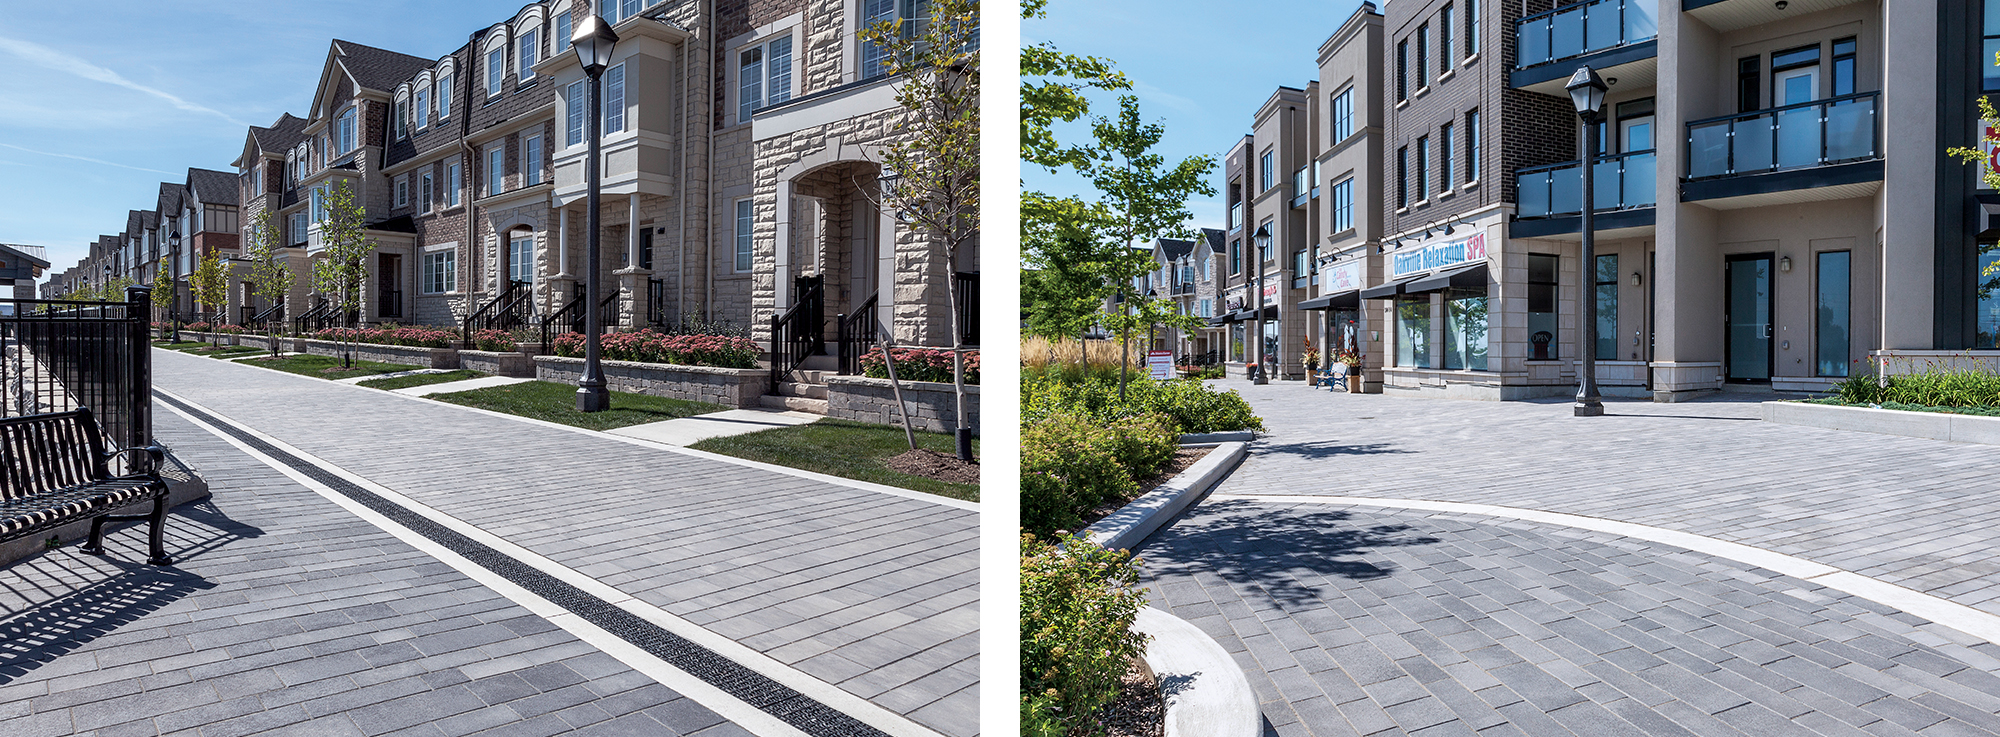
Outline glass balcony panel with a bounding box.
[1550,164,1583,217]
[1775,107,1822,169]
[1824,98,1875,162]
[1688,123,1732,178]
[1594,157,1623,209]
[1518,170,1551,218]
[1624,0,1658,41]
[1624,153,1656,206]
[1551,6,1585,63]
[1517,20,1550,68]
[1733,115,1774,173]
[1585,0,1620,53]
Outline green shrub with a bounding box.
[1021,413,1137,537]
[1100,413,1177,480]
[1830,364,2000,408]
[1022,374,1264,434]
[1831,370,1884,404]
[1021,532,1150,737]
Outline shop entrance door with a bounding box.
[1725,254,1773,382]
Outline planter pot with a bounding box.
[824,375,981,435]
[532,355,769,408]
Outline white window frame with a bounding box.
[1333,178,1354,233]
[421,247,457,294]
[556,11,573,53]
[733,198,754,272]
[518,28,539,82]
[395,175,408,208]
[735,29,798,126]
[486,146,505,196]
[565,79,586,147]
[394,95,409,140]
[416,86,430,130]
[438,73,453,119]
[422,172,435,212]
[486,46,506,97]
[445,161,461,207]
[605,63,626,133]
[508,233,535,284]
[336,108,356,155]
[525,135,544,186]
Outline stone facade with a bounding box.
[457,349,537,377]
[532,355,769,408]
[824,376,980,435]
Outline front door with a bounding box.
[1725,254,1773,383]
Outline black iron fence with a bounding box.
[1,287,153,468]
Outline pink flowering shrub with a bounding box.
[469,329,518,352]
[185,321,213,332]
[552,330,759,368]
[216,324,245,335]
[860,348,980,385]
[313,326,455,348]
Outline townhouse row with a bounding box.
[45,0,976,362]
[1157,0,1998,401]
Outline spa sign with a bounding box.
[1323,259,1365,293]
[1391,232,1488,278]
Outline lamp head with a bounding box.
[1565,65,1609,118]
[570,14,620,75]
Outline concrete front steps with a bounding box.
[759,356,835,414]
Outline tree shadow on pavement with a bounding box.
[1143,500,1439,607]
[1251,440,1415,461]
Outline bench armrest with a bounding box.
[102,445,168,476]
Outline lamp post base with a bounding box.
[577,384,610,412]
[1573,400,1604,417]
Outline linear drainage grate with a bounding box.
[154,391,890,737]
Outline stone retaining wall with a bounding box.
[533,355,768,408]
[825,376,980,435]
[458,349,536,377]
[296,338,459,369]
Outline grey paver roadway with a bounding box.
[1137,380,2000,736]
[0,349,977,736]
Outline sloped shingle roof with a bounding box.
[158,182,187,216]
[250,113,309,153]
[331,40,436,93]
[1158,237,1196,261]
[187,168,238,206]
[1203,228,1226,253]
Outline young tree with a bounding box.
[1948,95,2000,320]
[190,250,229,346]
[859,0,980,458]
[1020,0,1129,173]
[245,209,294,357]
[153,258,173,324]
[1021,197,1114,345]
[312,180,378,367]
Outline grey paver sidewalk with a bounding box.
[1203,378,2000,618]
[144,349,979,735]
[0,409,746,737]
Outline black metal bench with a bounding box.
[0,408,172,565]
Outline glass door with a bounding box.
[1725,254,1773,382]
[1774,66,1821,168]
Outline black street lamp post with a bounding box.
[1566,66,1608,417]
[168,231,182,343]
[1251,223,1270,384]
[572,15,619,412]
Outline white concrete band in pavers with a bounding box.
[1083,442,1247,551]
[1763,399,2000,445]
[607,408,821,446]
[1178,431,1256,444]
[1211,493,2000,648]
[332,367,452,384]
[393,375,532,396]
[155,387,950,737]
[204,349,978,512]
[1133,606,1259,737]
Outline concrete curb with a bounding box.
[1083,441,1247,551]
[1133,606,1261,737]
[1179,431,1255,444]
[1763,400,2000,445]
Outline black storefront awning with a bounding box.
[1207,314,1234,326]
[1360,276,1420,299]
[1229,305,1279,321]
[1979,195,2000,238]
[1298,290,1361,311]
[1404,262,1490,293]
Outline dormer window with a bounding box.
[486,46,505,97]
[519,28,539,81]
[438,73,454,119]
[416,87,430,130]
[395,95,409,140]
[607,0,643,24]
[556,12,573,53]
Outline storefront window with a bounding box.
[1979,245,2000,348]
[1333,308,1360,357]
[1443,288,1488,370]
[1231,323,1246,362]
[1528,253,1559,360]
[1596,254,1618,360]
[1263,320,1280,367]
[1397,296,1431,368]
[1817,251,1851,376]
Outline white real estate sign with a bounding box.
[1147,350,1174,379]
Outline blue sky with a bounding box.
[1021,0,1367,233]
[4,1,515,282]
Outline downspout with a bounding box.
[702,0,716,319]
[677,0,697,321]
[460,31,479,318]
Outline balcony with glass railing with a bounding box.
[1685,91,1879,182]
[1513,0,1658,90]
[1515,150,1656,220]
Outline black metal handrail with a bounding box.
[292,296,330,336]
[953,271,979,346]
[1515,149,1658,219]
[1,288,153,464]
[770,275,824,383]
[837,294,880,376]
[464,280,532,343]
[1172,282,1196,296]
[1686,91,1879,180]
[249,300,285,332]
[537,285,622,348]
[1514,0,1659,71]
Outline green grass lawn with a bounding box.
[428,380,727,431]
[690,419,978,502]
[358,369,486,391]
[238,354,425,379]
[153,341,208,350]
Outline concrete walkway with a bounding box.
[608,409,822,447]
[0,349,978,737]
[1136,378,2000,736]
[394,375,532,396]
[333,368,452,384]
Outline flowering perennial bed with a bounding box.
[312,326,456,348]
[860,348,981,384]
[468,328,520,352]
[551,330,759,369]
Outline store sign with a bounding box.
[1391,232,1489,278]
[1323,259,1364,293]
[1983,119,2000,181]
[1262,278,1279,300]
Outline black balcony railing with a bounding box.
[1516,149,1658,219]
[1514,0,1659,70]
[2,288,153,469]
[1686,92,1879,180]
[1172,282,1196,296]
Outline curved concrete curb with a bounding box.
[1179,431,1256,444]
[1083,442,1247,551]
[1133,606,1260,737]
[1763,400,2000,445]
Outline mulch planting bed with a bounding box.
[884,448,980,484]
[1094,659,1165,737]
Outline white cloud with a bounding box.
[0,36,247,128]
[0,143,176,175]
